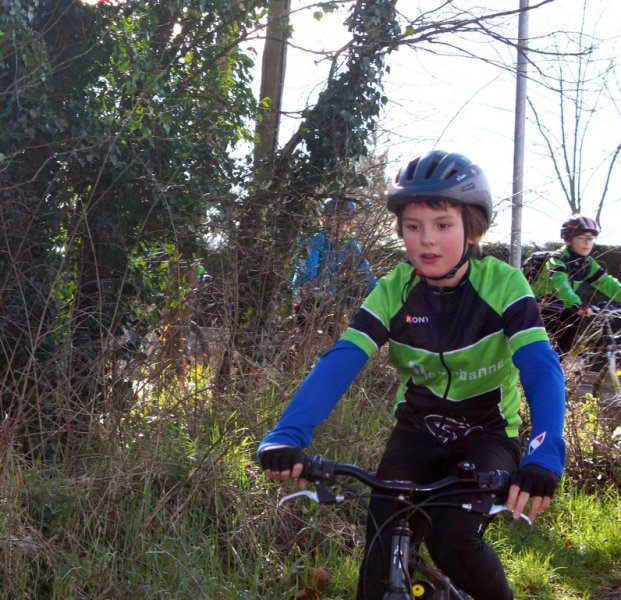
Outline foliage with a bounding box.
[285,0,398,189]
[0,0,263,443]
[1,0,403,426]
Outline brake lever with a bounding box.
[488,504,533,526]
[278,481,345,507]
[278,489,319,507]
[460,501,532,526]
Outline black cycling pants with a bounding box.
[355,425,520,600]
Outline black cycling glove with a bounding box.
[260,447,305,473]
[511,464,560,498]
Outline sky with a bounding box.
[269,0,621,246]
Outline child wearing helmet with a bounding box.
[259,151,565,600]
[530,215,621,356]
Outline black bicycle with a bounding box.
[278,454,531,600]
[564,302,621,401]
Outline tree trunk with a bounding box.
[254,0,291,183]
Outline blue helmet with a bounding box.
[322,197,359,215]
[386,150,493,224]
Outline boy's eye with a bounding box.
[437,222,451,230]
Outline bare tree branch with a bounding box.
[596,142,621,222]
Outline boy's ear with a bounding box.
[468,233,482,245]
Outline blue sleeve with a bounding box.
[512,340,566,475]
[294,232,324,286]
[347,240,378,290]
[257,340,369,453]
[360,257,378,290]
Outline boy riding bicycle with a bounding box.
[529,215,621,357]
[259,151,566,600]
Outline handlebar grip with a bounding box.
[302,454,336,481]
[483,470,511,500]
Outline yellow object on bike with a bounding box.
[412,581,430,597]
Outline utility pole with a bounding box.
[510,0,529,267]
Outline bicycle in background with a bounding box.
[562,301,621,403]
[277,454,530,600]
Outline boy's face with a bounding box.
[567,233,597,257]
[324,213,351,237]
[401,203,480,287]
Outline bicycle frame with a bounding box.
[383,518,414,600]
[579,307,621,397]
[382,516,464,600]
[557,302,621,398]
[602,316,621,394]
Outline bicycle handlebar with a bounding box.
[591,303,621,316]
[275,454,533,521]
[301,454,510,497]
[545,301,621,316]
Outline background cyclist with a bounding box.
[293,197,377,294]
[529,215,621,357]
[259,151,566,600]
[292,196,378,332]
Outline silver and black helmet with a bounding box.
[386,150,492,224]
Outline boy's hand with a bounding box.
[260,447,307,488]
[564,304,592,317]
[506,464,560,523]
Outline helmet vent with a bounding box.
[444,167,459,180]
[424,156,443,180]
[404,160,418,182]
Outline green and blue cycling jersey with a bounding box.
[530,247,621,308]
[292,230,378,294]
[260,256,566,475]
